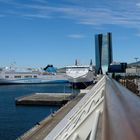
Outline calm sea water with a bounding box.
[0,84,79,140]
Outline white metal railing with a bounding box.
[89,111,100,140]
[55,97,103,140]
[44,75,106,140]
[53,76,105,140]
[44,75,140,140]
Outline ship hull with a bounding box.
[0,66,69,85]
[70,81,93,89]
[0,79,69,85]
[0,75,69,85]
[67,71,94,89]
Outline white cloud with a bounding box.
[136,33,140,37]
[22,14,50,19]
[1,0,140,32]
[67,34,85,39]
[22,2,140,29]
[32,0,48,4]
[136,3,140,7]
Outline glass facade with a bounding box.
[95,32,113,74]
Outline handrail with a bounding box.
[102,76,140,140]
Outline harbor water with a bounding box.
[0,84,79,140]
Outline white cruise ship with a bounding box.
[66,64,95,88]
[0,65,68,84]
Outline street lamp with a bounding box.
[134,57,139,63]
[134,57,139,76]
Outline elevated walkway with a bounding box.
[44,76,105,140]
[44,75,140,140]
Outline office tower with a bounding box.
[95,32,113,74]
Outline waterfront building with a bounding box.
[126,67,140,76]
[108,62,127,73]
[95,32,113,74]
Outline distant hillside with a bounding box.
[128,61,140,67]
[129,61,140,65]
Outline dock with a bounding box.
[16,84,93,140]
[17,93,86,140]
[15,93,76,106]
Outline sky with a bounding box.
[0,0,140,68]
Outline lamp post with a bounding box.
[134,57,139,76]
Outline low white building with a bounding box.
[126,67,140,76]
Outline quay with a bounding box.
[18,75,140,140]
[15,93,76,106]
[17,93,85,140]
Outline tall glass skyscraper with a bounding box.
[95,32,113,74]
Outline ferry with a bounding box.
[66,62,95,88]
[0,65,68,84]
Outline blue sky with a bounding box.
[0,0,140,68]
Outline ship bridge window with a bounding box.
[14,76,21,78]
[33,75,37,78]
[5,76,9,78]
[24,76,32,78]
